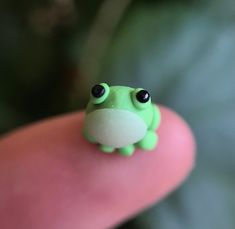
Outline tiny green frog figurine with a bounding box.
[83,83,161,156]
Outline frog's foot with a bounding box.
[118,145,135,156]
[137,131,158,151]
[83,129,97,143]
[100,145,115,153]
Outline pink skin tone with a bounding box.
[0,106,195,229]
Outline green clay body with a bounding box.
[83,84,161,156]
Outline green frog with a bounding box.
[83,83,161,156]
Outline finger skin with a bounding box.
[0,106,195,229]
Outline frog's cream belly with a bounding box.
[84,109,147,148]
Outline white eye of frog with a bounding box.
[90,83,110,104]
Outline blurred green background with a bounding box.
[0,0,235,228]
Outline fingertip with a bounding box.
[69,106,196,228]
[155,106,196,192]
[0,106,196,229]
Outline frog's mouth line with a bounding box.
[84,108,147,148]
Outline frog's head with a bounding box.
[84,83,154,148]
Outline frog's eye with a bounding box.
[132,88,151,109]
[91,83,110,104]
[136,90,150,103]
[91,84,105,98]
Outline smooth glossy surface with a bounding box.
[84,108,147,148]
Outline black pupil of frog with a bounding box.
[91,84,105,98]
[136,90,150,103]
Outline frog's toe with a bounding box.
[137,131,158,150]
[118,145,135,156]
[100,145,115,153]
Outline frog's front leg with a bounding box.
[137,130,158,150]
[118,145,135,156]
[83,128,97,143]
